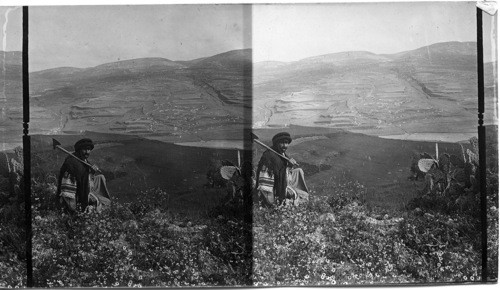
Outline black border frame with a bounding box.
[477,6,488,283]
[22,6,33,288]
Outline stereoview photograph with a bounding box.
[0,1,498,288]
[251,1,497,286]
[27,5,252,287]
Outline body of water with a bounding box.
[378,132,477,143]
[175,140,249,150]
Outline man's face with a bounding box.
[276,141,289,154]
[78,148,92,159]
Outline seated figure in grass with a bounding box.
[255,132,309,206]
[57,138,111,213]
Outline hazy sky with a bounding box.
[0,7,22,52]
[0,2,497,70]
[28,5,251,71]
[253,2,495,62]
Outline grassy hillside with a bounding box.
[29,124,495,213]
[28,131,253,287]
[1,123,496,286]
[31,132,246,213]
[253,125,498,285]
[253,125,484,210]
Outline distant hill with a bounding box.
[92,57,183,70]
[253,61,287,70]
[0,42,496,149]
[26,49,252,143]
[390,41,477,68]
[31,58,185,85]
[300,51,391,65]
[190,49,252,71]
[253,41,495,138]
[31,67,85,80]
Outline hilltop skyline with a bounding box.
[253,2,496,63]
[22,41,488,73]
[0,3,496,71]
[28,5,251,72]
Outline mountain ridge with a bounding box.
[0,41,495,147]
[252,40,495,136]
[254,41,478,65]
[20,42,483,75]
[0,41,487,74]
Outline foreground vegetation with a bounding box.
[253,174,497,285]
[0,147,26,288]
[31,178,252,287]
[1,135,498,287]
[253,133,499,285]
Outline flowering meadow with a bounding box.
[1,143,499,287]
[0,147,26,288]
[0,192,26,288]
[253,175,498,285]
[31,176,252,287]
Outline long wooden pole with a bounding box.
[54,144,94,168]
[53,144,102,174]
[253,138,293,163]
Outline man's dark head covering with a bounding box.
[272,132,292,145]
[74,138,94,151]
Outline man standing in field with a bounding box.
[255,132,309,206]
[57,138,111,212]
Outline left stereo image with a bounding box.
[1,5,253,288]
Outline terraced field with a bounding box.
[254,42,496,141]
[0,42,497,150]
[28,50,251,144]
